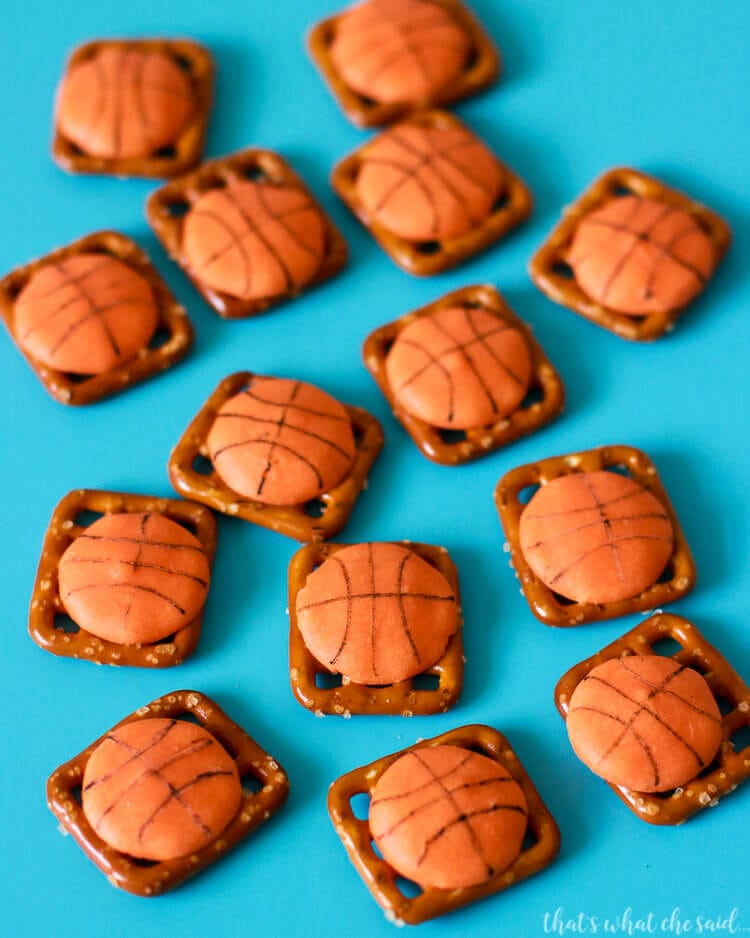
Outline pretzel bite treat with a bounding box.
[53,39,214,177]
[332,110,532,275]
[29,489,216,667]
[327,724,560,924]
[0,231,193,405]
[529,167,731,340]
[495,445,695,626]
[555,613,750,824]
[566,656,722,792]
[308,0,499,127]
[168,371,383,540]
[48,690,290,895]
[147,148,348,318]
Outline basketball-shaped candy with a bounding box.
[82,717,241,861]
[206,377,356,506]
[296,542,458,685]
[519,471,674,605]
[14,254,159,375]
[330,0,470,105]
[58,512,210,645]
[369,745,528,889]
[386,304,531,429]
[182,180,326,301]
[356,123,503,242]
[567,655,722,792]
[56,46,194,160]
[567,195,716,316]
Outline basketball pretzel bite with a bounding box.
[363,284,565,464]
[308,0,499,127]
[555,613,750,824]
[52,38,214,178]
[495,445,695,626]
[528,167,731,341]
[168,371,383,541]
[288,541,464,715]
[328,724,560,924]
[29,489,217,667]
[147,148,348,318]
[0,231,193,405]
[47,690,290,895]
[332,110,532,275]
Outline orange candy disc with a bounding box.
[567,656,722,792]
[330,0,470,105]
[385,304,531,429]
[370,745,528,889]
[182,180,326,301]
[519,471,674,604]
[206,377,356,506]
[82,717,241,861]
[296,542,458,685]
[356,123,503,241]
[567,195,716,316]
[58,512,210,645]
[14,254,159,375]
[56,47,194,160]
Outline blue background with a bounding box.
[1,1,748,935]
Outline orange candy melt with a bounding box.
[386,304,531,429]
[206,377,356,506]
[519,470,674,605]
[356,123,503,242]
[330,0,470,105]
[567,195,716,316]
[14,254,159,375]
[296,542,458,685]
[56,47,194,160]
[58,512,210,645]
[182,180,326,301]
[370,745,528,889]
[82,717,242,861]
[567,656,722,792]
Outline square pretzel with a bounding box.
[29,489,217,668]
[555,612,750,825]
[494,444,696,627]
[528,167,732,341]
[307,0,499,128]
[331,109,532,276]
[0,230,194,405]
[47,690,290,895]
[52,38,214,178]
[168,371,384,541]
[288,540,463,715]
[146,148,349,318]
[327,724,561,924]
[362,284,565,465]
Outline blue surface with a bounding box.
[2,1,749,935]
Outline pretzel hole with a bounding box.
[415,240,441,256]
[438,428,467,445]
[492,192,510,213]
[520,386,544,410]
[166,200,190,219]
[242,774,264,796]
[730,725,750,754]
[54,613,80,634]
[358,94,377,107]
[67,142,85,156]
[4,280,24,300]
[521,825,539,852]
[64,371,92,384]
[315,671,343,689]
[371,838,384,858]
[242,166,267,182]
[350,792,370,820]
[552,260,574,280]
[463,47,480,72]
[74,509,104,527]
[305,499,327,519]
[655,562,676,585]
[608,463,634,479]
[697,752,723,780]
[154,145,178,160]
[148,328,172,350]
[192,454,214,476]
[612,183,634,197]
[395,875,423,898]
[651,637,683,658]
[130,856,160,868]
[518,484,540,505]
[715,694,735,717]
[173,54,194,73]
[353,425,366,447]
[551,591,576,607]
[411,673,440,691]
